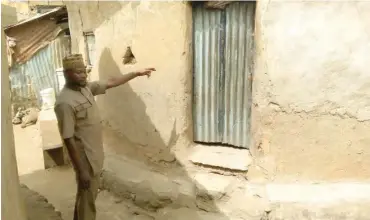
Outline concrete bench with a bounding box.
[39,109,70,169]
[42,144,70,169]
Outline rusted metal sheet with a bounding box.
[4,7,67,64]
[4,7,65,29]
[9,35,71,106]
[26,45,58,102]
[50,35,71,69]
[9,64,37,105]
[193,2,255,148]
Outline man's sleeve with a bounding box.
[54,103,75,139]
[87,81,108,96]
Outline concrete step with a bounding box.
[102,154,370,220]
[156,207,266,220]
[102,154,270,219]
[19,159,370,220]
[268,203,370,220]
[266,183,370,220]
[155,204,370,220]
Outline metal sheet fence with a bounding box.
[9,35,70,106]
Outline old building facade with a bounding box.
[64,1,370,183]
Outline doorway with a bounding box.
[192,2,256,148]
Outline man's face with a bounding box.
[65,68,87,87]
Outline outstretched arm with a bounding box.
[106,68,156,89]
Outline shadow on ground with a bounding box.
[94,48,231,219]
[19,49,234,220]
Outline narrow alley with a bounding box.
[3,1,370,220]
[13,125,154,220]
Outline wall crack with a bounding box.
[266,102,368,122]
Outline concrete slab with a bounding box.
[193,173,234,200]
[38,109,63,149]
[157,207,246,220]
[266,183,370,204]
[38,109,69,168]
[269,203,370,220]
[102,153,370,220]
[189,145,252,171]
[102,153,270,219]
[13,125,44,175]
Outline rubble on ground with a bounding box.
[12,107,39,128]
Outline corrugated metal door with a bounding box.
[193,2,255,148]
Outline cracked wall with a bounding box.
[66,1,193,166]
[253,1,370,181]
[67,1,370,181]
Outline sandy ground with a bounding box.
[13,124,44,176]
[20,167,154,220]
[14,123,154,220]
[21,184,63,220]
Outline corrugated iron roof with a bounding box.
[4,6,68,65]
[4,6,66,30]
[9,35,70,106]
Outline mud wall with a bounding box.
[66,1,193,164]
[67,1,370,181]
[253,1,370,181]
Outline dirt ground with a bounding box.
[20,167,154,220]
[13,124,44,175]
[13,118,370,220]
[14,123,154,220]
[21,184,63,220]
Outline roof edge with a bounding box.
[4,6,67,31]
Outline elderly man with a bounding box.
[54,54,155,220]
